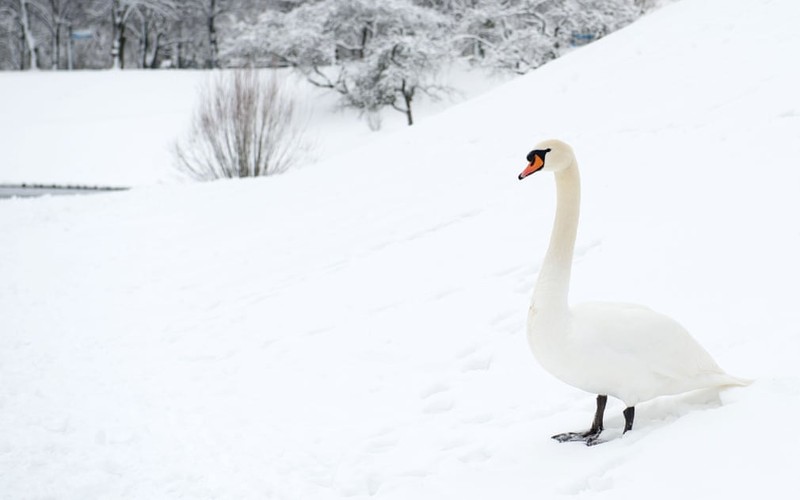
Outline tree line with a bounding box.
[1,1,656,71]
[1,1,657,126]
[1,0,259,70]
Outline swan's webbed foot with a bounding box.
[552,394,607,446]
[551,429,604,446]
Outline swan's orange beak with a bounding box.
[518,154,544,180]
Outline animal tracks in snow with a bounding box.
[419,382,449,399]
[368,209,483,253]
[457,344,494,373]
[559,457,624,495]
[574,238,602,261]
[422,394,455,414]
[363,435,399,454]
[458,446,493,464]
[420,382,455,414]
[460,353,493,372]
[489,309,519,334]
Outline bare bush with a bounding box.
[174,69,306,181]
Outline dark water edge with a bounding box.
[0,184,129,199]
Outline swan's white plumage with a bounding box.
[524,139,748,408]
[529,301,747,406]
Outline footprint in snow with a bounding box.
[419,382,455,413]
[460,412,494,424]
[419,382,450,399]
[363,435,398,454]
[559,456,624,495]
[458,446,492,464]
[461,353,493,372]
[495,264,524,277]
[489,310,516,326]
[455,344,493,372]
[422,393,455,414]
[574,238,602,261]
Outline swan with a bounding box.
[518,139,749,446]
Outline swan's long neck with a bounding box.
[533,163,581,312]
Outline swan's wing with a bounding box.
[570,302,725,381]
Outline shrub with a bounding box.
[175,69,306,181]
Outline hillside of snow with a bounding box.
[2,0,800,498]
[0,66,508,187]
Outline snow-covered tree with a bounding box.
[233,0,452,126]
[33,0,81,69]
[109,0,130,68]
[168,0,270,69]
[448,0,554,74]
[342,28,451,126]
[549,0,641,49]
[0,2,23,69]
[0,0,651,71]
[3,0,41,69]
[108,0,176,69]
[173,0,232,68]
[129,1,176,68]
[441,0,642,74]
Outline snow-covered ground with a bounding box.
[2,0,800,498]
[0,65,509,187]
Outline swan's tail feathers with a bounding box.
[718,373,753,388]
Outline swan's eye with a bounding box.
[526,148,551,163]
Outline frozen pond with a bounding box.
[0,184,128,199]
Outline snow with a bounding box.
[2,0,800,498]
[0,65,510,187]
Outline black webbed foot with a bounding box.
[551,403,635,446]
[551,429,604,446]
[552,395,608,446]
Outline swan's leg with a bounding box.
[552,395,607,445]
[623,406,635,433]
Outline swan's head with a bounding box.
[518,139,576,180]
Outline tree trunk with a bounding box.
[207,0,218,68]
[111,28,122,68]
[18,0,39,70]
[52,25,60,69]
[119,30,126,68]
[111,3,128,69]
[401,80,414,126]
[146,32,162,68]
[67,24,73,70]
[19,31,26,70]
[139,17,148,68]
[359,26,368,59]
[173,18,184,68]
[173,39,182,68]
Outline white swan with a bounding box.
[518,139,749,445]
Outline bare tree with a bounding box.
[189,0,231,68]
[109,0,173,69]
[174,69,306,181]
[35,0,81,69]
[0,2,22,69]
[11,0,39,69]
[129,1,175,68]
